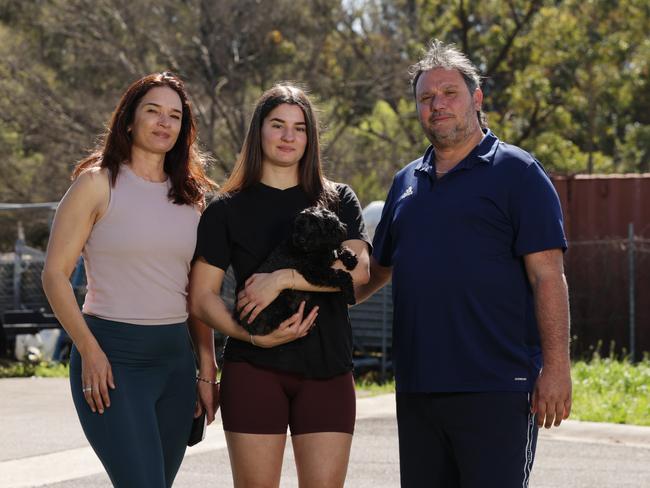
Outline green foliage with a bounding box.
[356,375,395,396]
[617,123,650,172]
[0,118,54,251]
[0,0,649,248]
[0,360,69,378]
[572,357,650,426]
[528,132,613,174]
[326,98,425,205]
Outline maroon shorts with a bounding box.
[219,360,356,435]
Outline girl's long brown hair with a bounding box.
[73,72,215,205]
[221,83,337,208]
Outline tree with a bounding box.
[0,0,648,249]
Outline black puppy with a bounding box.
[237,206,358,336]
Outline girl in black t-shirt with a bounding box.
[190,84,370,487]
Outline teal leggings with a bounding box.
[70,315,196,488]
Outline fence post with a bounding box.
[381,284,388,380]
[628,222,636,362]
[12,221,26,310]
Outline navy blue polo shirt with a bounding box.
[373,130,567,393]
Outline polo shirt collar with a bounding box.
[415,129,499,177]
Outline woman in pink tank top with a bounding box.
[42,72,217,487]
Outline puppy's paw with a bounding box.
[334,270,357,305]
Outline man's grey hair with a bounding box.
[409,39,487,128]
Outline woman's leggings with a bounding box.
[69,315,196,488]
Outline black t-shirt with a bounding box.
[195,181,370,379]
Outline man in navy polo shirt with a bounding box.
[355,39,572,487]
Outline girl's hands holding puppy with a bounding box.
[236,269,293,323]
[251,301,318,348]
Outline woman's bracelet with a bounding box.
[249,333,257,346]
[196,375,218,385]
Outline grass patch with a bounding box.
[354,358,650,426]
[571,356,650,426]
[356,376,395,396]
[0,359,69,378]
[2,357,649,426]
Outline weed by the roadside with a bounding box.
[356,372,395,395]
[0,360,69,378]
[571,356,650,426]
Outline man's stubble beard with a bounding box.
[422,104,478,149]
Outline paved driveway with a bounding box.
[1,378,649,487]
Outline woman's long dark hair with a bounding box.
[220,83,337,208]
[73,72,215,205]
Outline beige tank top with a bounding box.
[82,165,200,325]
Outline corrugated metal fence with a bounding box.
[553,175,650,359]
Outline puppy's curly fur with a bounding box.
[237,206,358,335]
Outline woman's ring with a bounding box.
[82,387,92,393]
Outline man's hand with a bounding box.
[354,257,392,304]
[531,365,572,428]
[524,249,572,429]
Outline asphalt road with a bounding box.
[1,378,649,487]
